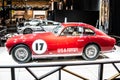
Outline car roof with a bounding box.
[61,22,95,29]
[61,22,108,36]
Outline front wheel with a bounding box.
[11,44,32,63]
[82,44,100,60]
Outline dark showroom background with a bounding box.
[0,0,120,46]
[1,0,120,80]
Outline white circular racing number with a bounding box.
[32,39,47,54]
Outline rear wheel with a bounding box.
[82,44,100,60]
[23,28,33,34]
[116,41,120,46]
[11,44,32,63]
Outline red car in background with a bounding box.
[5,22,116,63]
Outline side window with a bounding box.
[84,28,95,36]
[42,21,53,26]
[60,26,83,36]
[42,21,46,26]
[33,20,38,22]
[72,27,83,36]
[36,23,42,26]
[78,27,83,34]
[47,22,53,25]
[61,27,73,36]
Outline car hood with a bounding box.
[6,32,55,48]
[8,32,54,40]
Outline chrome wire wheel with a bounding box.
[15,47,29,62]
[11,45,32,63]
[82,44,100,60]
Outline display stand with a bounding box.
[0,57,120,80]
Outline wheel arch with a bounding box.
[116,40,120,46]
[83,42,101,52]
[24,28,33,30]
[9,43,31,55]
[23,28,33,34]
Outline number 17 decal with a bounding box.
[35,43,44,50]
[32,39,47,54]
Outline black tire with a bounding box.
[25,23,31,26]
[23,28,33,34]
[11,44,32,63]
[82,44,100,60]
[116,41,120,46]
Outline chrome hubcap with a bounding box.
[15,48,28,61]
[86,46,97,58]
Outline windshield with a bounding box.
[52,25,63,35]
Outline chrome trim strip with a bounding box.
[32,53,82,59]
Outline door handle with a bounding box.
[77,40,84,42]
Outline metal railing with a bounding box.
[0,58,120,80]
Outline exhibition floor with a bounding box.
[0,46,120,80]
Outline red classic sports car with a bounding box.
[5,22,116,63]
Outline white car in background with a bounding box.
[24,19,41,26]
[17,19,60,34]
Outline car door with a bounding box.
[56,26,84,54]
